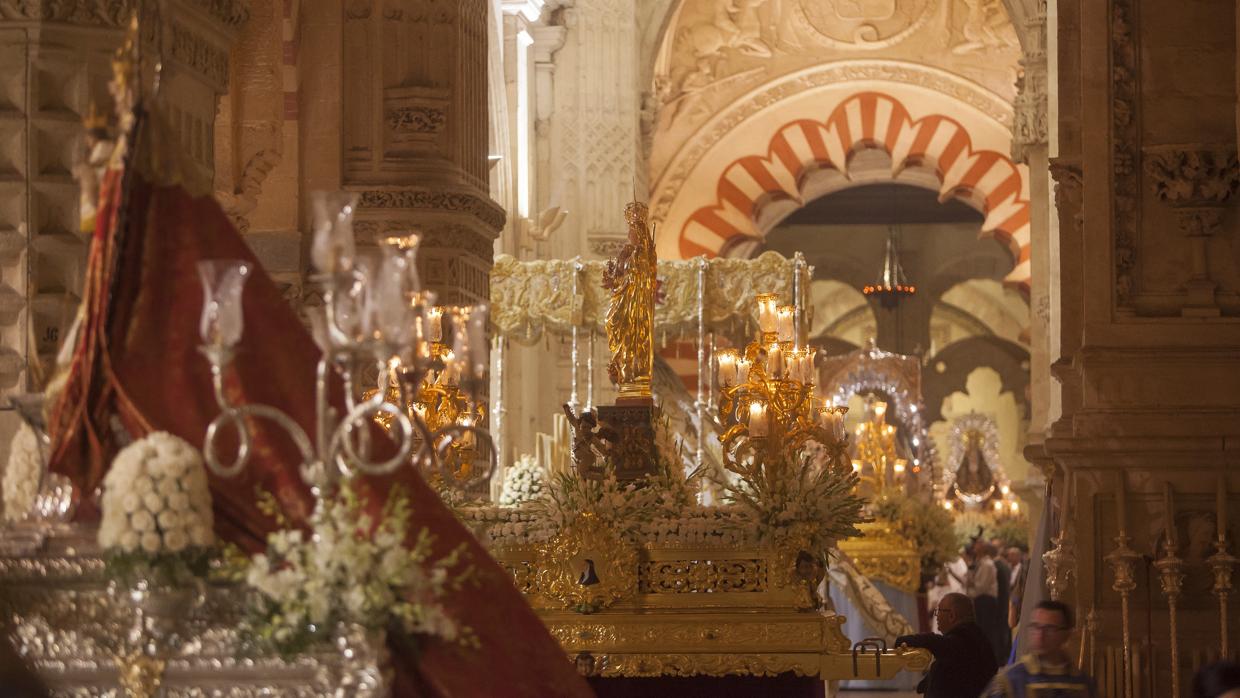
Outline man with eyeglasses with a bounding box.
[983,600,1095,697]
[895,592,997,698]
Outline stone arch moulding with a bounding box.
[656,88,1032,294]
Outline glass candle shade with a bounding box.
[748,402,769,437]
[198,260,252,349]
[309,191,359,274]
[755,293,779,335]
[776,305,795,343]
[716,349,739,387]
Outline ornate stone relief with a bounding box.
[0,0,136,25]
[1110,0,1139,309]
[651,61,1014,221]
[383,86,451,155]
[1010,0,1047,163]
[170,20,230,88]
[355,190,506,230]
[1144,146,1240,316]
[793,0,938,50]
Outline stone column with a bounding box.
[0,2,243,401]
[335,0,502,305]
[1011,0,1051,446]
[502,0,641,459]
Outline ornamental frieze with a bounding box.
[355,190,506,231]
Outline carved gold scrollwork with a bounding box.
[534,513,638,612]
[637,559,766,594]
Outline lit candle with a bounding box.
[749,402,768,437]
[756,294,779,335]
[460,416,476,448]
[767,343,783,377]
[1000,483,1011,496]
[1116,469,1128,537]
[894,461,906,477]
[736,358,751,384]
[428,307,444,343]
[874,402,887,422]
[1219,472,1229,542]
[944,500,954,511]
[851,459,861,473]
[1010,501,1019,514]
[994,500,1003,512]
[717,350,738,387]
[831,411,845,442]
[777,305,795,343]
[787,349,803,382]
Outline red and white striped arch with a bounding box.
[673,91,1031,293]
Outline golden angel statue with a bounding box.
[602,201,657,402]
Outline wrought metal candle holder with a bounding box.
[197,192,494,493]
[714,293,849,478]
[1155,484,1186,698]
[1206,537,1237,658]
[1105,532,1141,698]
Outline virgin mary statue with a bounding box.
[602,201,657,402]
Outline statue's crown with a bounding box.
[624,201,648,226]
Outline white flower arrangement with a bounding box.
[498,454,546,507]
[724,455,866,559]
[245,480,474,654]
[3,422,42,523]
[98,432,217,584]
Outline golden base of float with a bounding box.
[485,517,930,682]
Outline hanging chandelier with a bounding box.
[863,228,916,309]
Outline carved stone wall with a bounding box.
[0,1,242,405]
[330,0,501,304]
[1043,0,1240,695]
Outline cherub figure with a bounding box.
[563,404,616,480]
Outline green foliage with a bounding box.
[952,510,1030,551]
[870,492,959,576]
[103,547,214,588]
[989,514,1031,550]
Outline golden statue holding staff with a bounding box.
[602,201,657,402]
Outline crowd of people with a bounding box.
[928,534,1027,664]
[901,538,1240,698]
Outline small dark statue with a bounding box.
[564,404,617,480]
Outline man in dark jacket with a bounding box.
[896,592,999,698]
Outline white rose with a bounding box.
[130,509,154,532]
[142,492,164,514]
[140,531,162,554]
[157,476,181,498]
[167,492,191,514]
[132,475,154,495]
[164,528,188,553]
[120,531,140,552]
[157,510,181,530]
[121,492,141,513]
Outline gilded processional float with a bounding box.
[0,18,937,698]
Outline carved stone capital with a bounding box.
[531,25,567,64]
[1145,146,1240,213]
